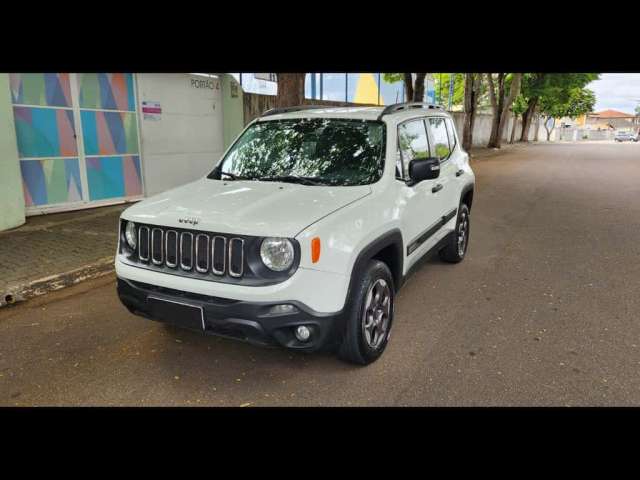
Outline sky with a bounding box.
[589,73,640,114]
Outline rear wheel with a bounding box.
[338,260,394,365]
[439,203,470,263]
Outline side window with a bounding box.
[397,119,429,179]
[428,117,452,161]
[445,118,457,152]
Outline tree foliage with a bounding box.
[539,87,596,141]
[512,95,529,116]
[433,73,466,108]
[518,73,599,141]
[539,87,596,119]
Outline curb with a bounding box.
[0,257,115,308]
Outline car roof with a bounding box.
[257,106,452,123]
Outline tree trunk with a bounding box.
[487,73,518,148]
[275,73,305,108]
[519,96,538,142]
[533,112,541,142]
[462,73,478,151]
[486,74,499,148]
[403,73,414,103]
[413,73,426,102]
[493,73,522,148]
[509,112,518,144]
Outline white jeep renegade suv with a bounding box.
[116,102,475,365]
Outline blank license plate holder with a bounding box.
[147,296,205,332]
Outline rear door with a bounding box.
[426,116,460,231]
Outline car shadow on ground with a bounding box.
[154,319,353,372]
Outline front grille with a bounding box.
[135,225,247,279]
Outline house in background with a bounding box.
[578,109,639,131]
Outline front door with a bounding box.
[396,118,447,271]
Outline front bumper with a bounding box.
[117,277,343,351]
[115,259,350,313]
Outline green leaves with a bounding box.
[522,73,599,108]
[539,87,596,119]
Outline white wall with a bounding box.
[136,74,224,196]
[451,112,549,147]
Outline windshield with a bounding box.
[211,118,386,186]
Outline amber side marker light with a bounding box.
[311,237,321,263]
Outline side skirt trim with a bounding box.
[406,208,457,256]
[401,231,454,288]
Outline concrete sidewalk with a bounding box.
[0,204,129,307]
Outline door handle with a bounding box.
[456,169,464,177]
[432,183,443,193]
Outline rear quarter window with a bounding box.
[445,118,458,151]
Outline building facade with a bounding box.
[0,73,244,231]
[582,109,639,131]
[235,73,438,106]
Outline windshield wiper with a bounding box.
[220,171,251,181]
[258,175,325,186]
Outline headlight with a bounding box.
[125,221,137,249]
[260,237,294,271]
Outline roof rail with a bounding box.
[377,102,445,121]
[261,105,327,117]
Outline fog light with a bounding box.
[295,325,311,342]
[268,304,298,315]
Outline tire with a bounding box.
[439,203,470,263]
[337,260,395,365]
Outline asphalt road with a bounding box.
[1,142,640,406]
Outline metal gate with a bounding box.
[9,73,144,214]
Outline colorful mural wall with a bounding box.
[9,73,143,210]
[78,73,136,111]
[9,73,72,108]
[86,155,142,201]
[20,158,82,206]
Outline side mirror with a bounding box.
[408,157,440,185]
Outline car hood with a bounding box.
[122,178,371,238]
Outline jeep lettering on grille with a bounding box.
[178,217,200,226]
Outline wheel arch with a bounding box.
[346,229,404,297]
[460,183,475,212]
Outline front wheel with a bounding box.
[439,203,470,263]
[338,260,395,365]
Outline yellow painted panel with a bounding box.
[354,73,381,105]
